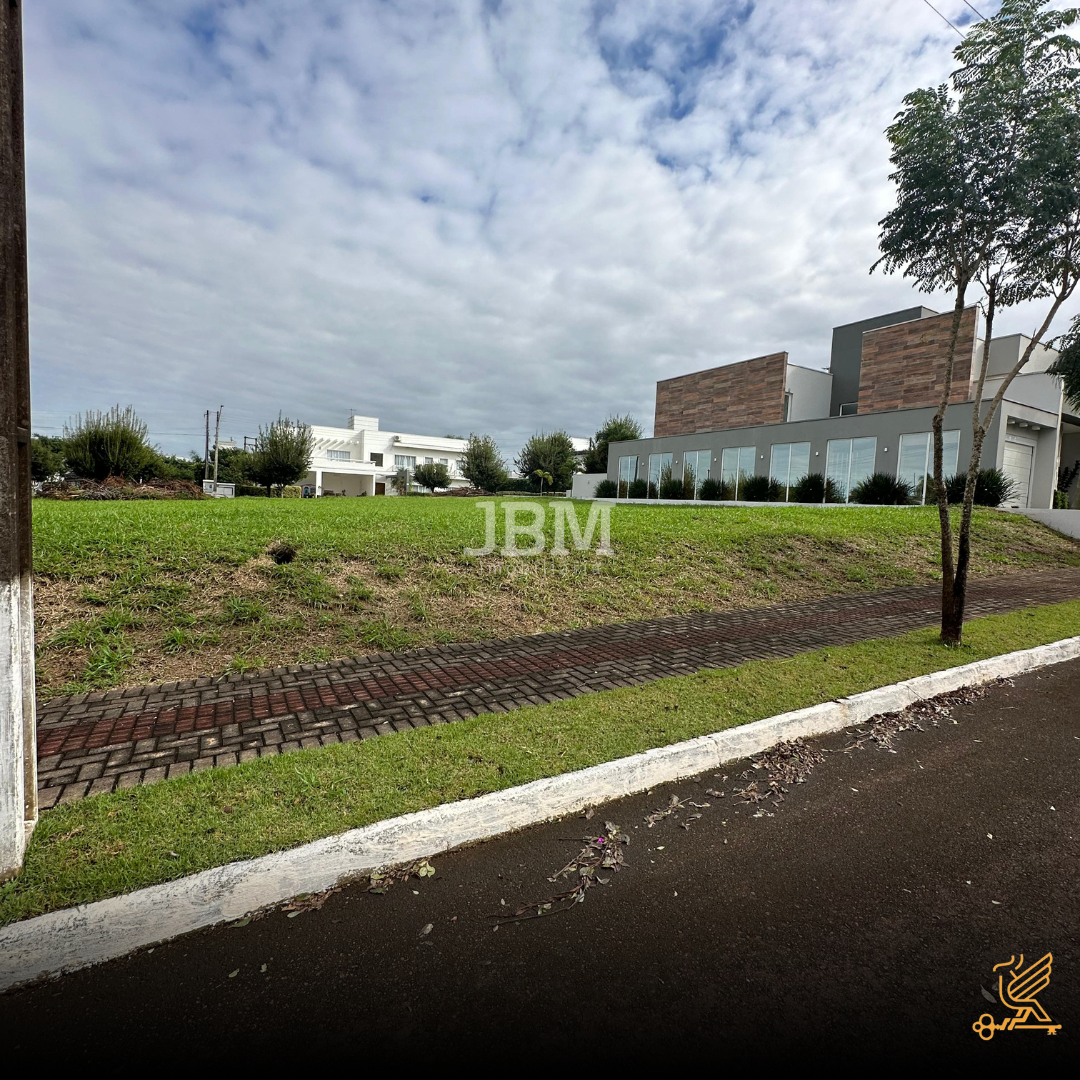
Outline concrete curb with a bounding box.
[2,635,1078,992]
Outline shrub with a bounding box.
[628,478,648,498]
[583,414,643,473]
[594,479,617,498]
[30,434,65,482]
[249,415,314,495]
[281,486,302,499]
[515,430,579,492]
[739,474,782,502]
[791,473,842,503]
[931,468,1017,507]
[849,472,913,505]
[698,477,728,501]
[414,462,451,492]
[63,405,157,482]
[236,484,267,497]
[659,473,684,499]
[460,433,509,493]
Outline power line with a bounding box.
[961,1,987,20]
[918,0,965,38]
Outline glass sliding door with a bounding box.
[648,452,672,498]
[721,445,756,500]
[825,437,877,502]
[617,455,638,498]
[769,441,810,501]
[683,449,710,498]
[896,430,960,503]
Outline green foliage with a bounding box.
[628,478,648,498]
[460,433,508,493]
[62,405,157,482]
[30,434,66,482]
[413,462,451,492]
[515,431,579,492]
[698,477,731,501]
[739,475,783,502]
[791,473,842,504]
[849,472,914,505]
[1049,314,1080,407]
[583,414,643,473]
[248,416,313,495]
[594,479,617,498]
[931,468,1018,507]
[390,467,410,496]
[658,470,684,499]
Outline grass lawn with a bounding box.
[32,496,1079,698]
[3,599,1079,927]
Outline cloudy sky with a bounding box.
[23,0,1070,460]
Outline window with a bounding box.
[783,391,793,422]
[896,431,960,504]
[394,454,416,470]
[326,449,350,461]
[617,455,638,497]
[438,458,448,466]
[838,402,858,416]
[769,442,811,501]
[369,453,383,467]
[720,446,756,499]
[647,452,673,497]
[825,437,877,502]
[424,457,434,465]
[683,450,711,498]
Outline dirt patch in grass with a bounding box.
[31,499,1080,698]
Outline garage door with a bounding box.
[1002,440,1034,508]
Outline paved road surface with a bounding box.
[4,659,1079,1064]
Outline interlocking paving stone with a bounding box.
[33,568,1080,805]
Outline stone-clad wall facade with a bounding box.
[653,352,787,438]
[857,307,979,414]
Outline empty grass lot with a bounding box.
[31,495,1080,698]
[3,600,1078,926]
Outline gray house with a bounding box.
[608,305,1080,510]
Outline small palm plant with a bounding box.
[532,468,554,495]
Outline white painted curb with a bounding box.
[2,635,1079,991]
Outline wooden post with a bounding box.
[0,0,37,881]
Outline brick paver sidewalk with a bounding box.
[35,568,1080,806]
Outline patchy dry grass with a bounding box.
[31,496,1080,697]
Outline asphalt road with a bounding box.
[3,659,1079,1065]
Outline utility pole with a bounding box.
[203,409,210,481]
[1,1,38,880]
[212,406,222,494]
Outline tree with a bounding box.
[1049,313,1080,405]
[460,433,508,492]
[515,430,579,492]
[414,461,450,492]
[583,414,643,473]
[249,415,314,496]
[875,0,1080,645]
[63,405,157,481]
[29,434,65,482]
[532,468,554,494]
[390,466,411,496]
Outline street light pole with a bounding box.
[0,1,37,880]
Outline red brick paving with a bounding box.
[34,568,1080,806]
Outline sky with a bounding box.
[23,0,1074,461]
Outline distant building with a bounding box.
[608,305,1078,510]
[304,415,469,496]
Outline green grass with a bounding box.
[30,497,1080,698]
[3,599,1078,927]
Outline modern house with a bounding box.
[607,305,1080,509]
[303,415,469,496]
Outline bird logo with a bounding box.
[972,953,1061,1039]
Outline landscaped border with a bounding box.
[1,611,1078,991]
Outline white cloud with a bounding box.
[24,0,1064,458]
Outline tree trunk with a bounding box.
[936,290,968,645]
[946,281,998,645]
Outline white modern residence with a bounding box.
[303,415,470,496]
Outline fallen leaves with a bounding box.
[368,858,436,894]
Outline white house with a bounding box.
[303,415,470,496]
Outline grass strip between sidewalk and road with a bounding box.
[3,599,1079,927]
